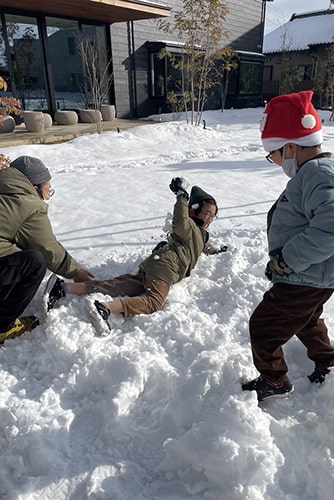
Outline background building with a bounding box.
[263,8,334,107]
[0,0,268,119]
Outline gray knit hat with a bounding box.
[11,155,51,186]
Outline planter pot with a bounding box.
[0,115,15,133]
[55,110,78,125]
[79,109,103,123]
[24,111,45,133]
[44,113,53,129]
[101,104,116,121]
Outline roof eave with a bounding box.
[0,0,171,23]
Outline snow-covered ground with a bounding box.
[1,107,334,500]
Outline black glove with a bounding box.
[218,245,228,253]
[267,252,294,277]
[169,177,189,200]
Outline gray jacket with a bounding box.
[267,153,334,288]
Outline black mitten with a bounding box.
[169,177,190,199]
[169,177,183,194]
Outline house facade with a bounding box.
[263,9,334,107]
[0,0,267,119]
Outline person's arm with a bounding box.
[203,242,228,255]
[171,194,193,243]
[282,165,334,272]
[169,177,193,243]
[73,268,95,282]
[18,209,83,279]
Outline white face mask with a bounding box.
[281,146,299,178]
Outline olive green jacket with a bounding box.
[0,167,80,278]
[140,194,217,285]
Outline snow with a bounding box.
[1,107,334,499]
[264,10,334,53]
[264,0,331,35]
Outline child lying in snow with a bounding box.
[44,177,227,335]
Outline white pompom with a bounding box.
[301,114,316,129]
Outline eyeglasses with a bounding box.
[38,185,55,199]
[265,147,284,164]
[200,211,217,221]
[266,152,274,164]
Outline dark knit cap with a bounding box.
[189,186,217,208]
[11,155,51,186]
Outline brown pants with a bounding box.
[86,271,170,317]
[249,283,334,384]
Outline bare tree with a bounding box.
[158,0,231,125]
[278,24,302,95]
[313,39,334,111]
[77,31,113,134]
[216,46,238,111]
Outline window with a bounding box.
[150,53,165,97]
[4,14,47,110]
[149,52,190,98]
[263,65,273,81]
[239,61,262,95]
[71,73,83,92]
[297,65,312,81]
[67,37,75,55]
[167,55,190,95]
[45,17,81,107]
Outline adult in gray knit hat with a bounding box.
[0,154,94,342]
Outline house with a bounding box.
[263,8,334,107]
[0,0,267,119]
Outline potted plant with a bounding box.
[0,76,21,133]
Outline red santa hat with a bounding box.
[260,91,323,152]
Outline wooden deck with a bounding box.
[0,118,156,148]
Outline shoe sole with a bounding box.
[84,298,112,337]
[43,274,60,313]
[259,386,294,401]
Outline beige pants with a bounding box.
[86,271,170,317]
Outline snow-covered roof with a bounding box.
[264,9,334,54]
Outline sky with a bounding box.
[0,107,334,499]
[264,0,333,33]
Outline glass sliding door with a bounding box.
[4,14,48,111]
[0,16,11,91]
[0,13,113,116]
[80,23,112,107]
[45,17,84,111]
